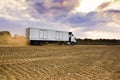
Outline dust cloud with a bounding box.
[0,31,28,46]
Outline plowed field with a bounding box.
[0,45,120,80]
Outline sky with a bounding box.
[0,0,120,39]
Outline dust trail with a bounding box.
[11,34,28,46]
[0,56,77,65]
[0,31,28,46]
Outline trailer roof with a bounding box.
[27,27,71,33]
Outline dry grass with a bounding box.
[0,45,120,80]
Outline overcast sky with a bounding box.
[0,0,120,39]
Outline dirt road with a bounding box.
[0,45,120,80]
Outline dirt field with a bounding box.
[0,45,120,80]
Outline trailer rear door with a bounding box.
[30,28,39,39]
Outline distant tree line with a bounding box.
[76,38,120,45]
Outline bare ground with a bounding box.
[0,45,120,80]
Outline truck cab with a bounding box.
[71,34,76,43]
[69,32,76,45]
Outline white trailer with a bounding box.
[26,28,76,45]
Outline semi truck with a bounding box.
[26,27,76,45]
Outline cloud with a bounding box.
[26,0,79,19]
[97,2,111,10]
[67,12,107,27]
[61,9,120,39]
[103,0,120,10]
[0,0,28,20]
[0,0,120,39]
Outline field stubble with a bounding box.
[0,45,120,80]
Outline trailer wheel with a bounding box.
[30,41,35,45]
[71,42,76,45]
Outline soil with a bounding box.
[0,45,120,80]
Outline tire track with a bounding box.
[9,64,33,80]
[3,65,24,80]
[0,56,79,65]
[15,64,38,80]
[0,65,16,80]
